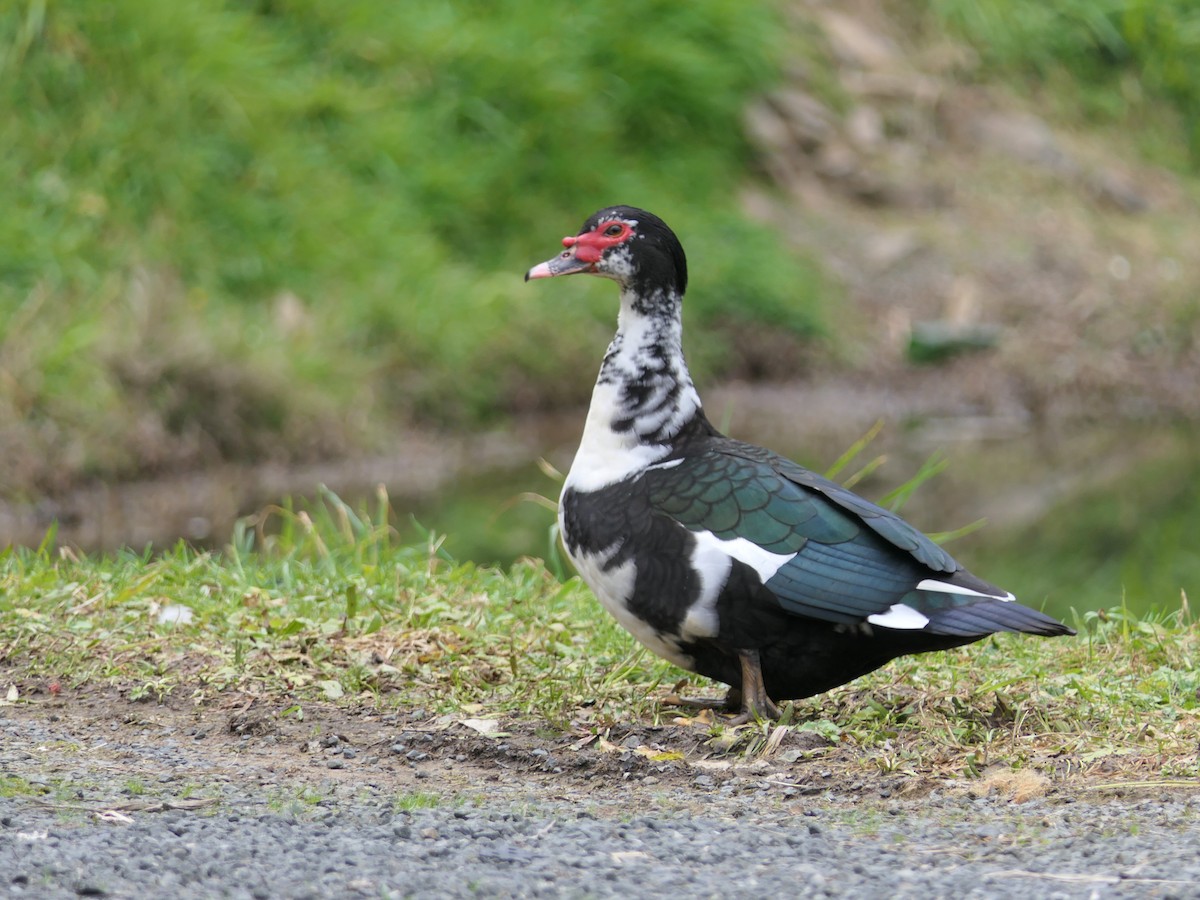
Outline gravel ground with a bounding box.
[5,790,1200,899]
[3,698,1200,899]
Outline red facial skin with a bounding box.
[525,218,635,280]
[562,220,633,264]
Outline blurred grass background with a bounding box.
[1,0,826,495]
[3,0,1200,619]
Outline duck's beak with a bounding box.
[525,239,596,281]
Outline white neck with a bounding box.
[564,287,702,493]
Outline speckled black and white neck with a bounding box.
[565,282,702,494]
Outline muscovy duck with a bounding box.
[526,206,1074,722]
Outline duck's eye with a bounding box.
[604,223,623,237]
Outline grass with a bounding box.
[2,489,1197,782]
[0,774,44,798]
[790,601,1198,780]
[394,792,441,812]
[0,0,826,497]
[1,488,664,728]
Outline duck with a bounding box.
[526,206,1074,722]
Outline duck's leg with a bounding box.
[727,649,781,725]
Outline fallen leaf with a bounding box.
[633,746,685,762]
[156,604,194,626]
[569,734,598,751]
[458,718,501,735]
[670,708,716,727]
[978,770,1051,803]
[763,725,789,756]
[95,810,135,825]
[318,680,345,700]
[611,851,650,864]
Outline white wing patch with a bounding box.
[683,535,734,639]
[867,603,930,630]
[691,530,794,585]
[645,458,684,472]
[917,578,1015,601]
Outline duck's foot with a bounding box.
[665,651,783,724]
[726,649,782,725]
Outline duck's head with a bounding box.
[525,206,688,298]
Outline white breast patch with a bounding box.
[564,538,696,671]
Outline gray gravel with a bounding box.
[4,787,1200,898]
[4,707,1200,898]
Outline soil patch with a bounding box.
[4,686,1188,818]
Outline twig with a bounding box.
[33,798,218,814]
[1080,780,1200,792]
[990,869,1193,887]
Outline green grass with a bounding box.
[0,774,45,798]
[394,792,441,812]
[2,490,1196,781]
[0,0,826,497]
[1,489,666,728]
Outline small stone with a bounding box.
[846,104,884,150]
